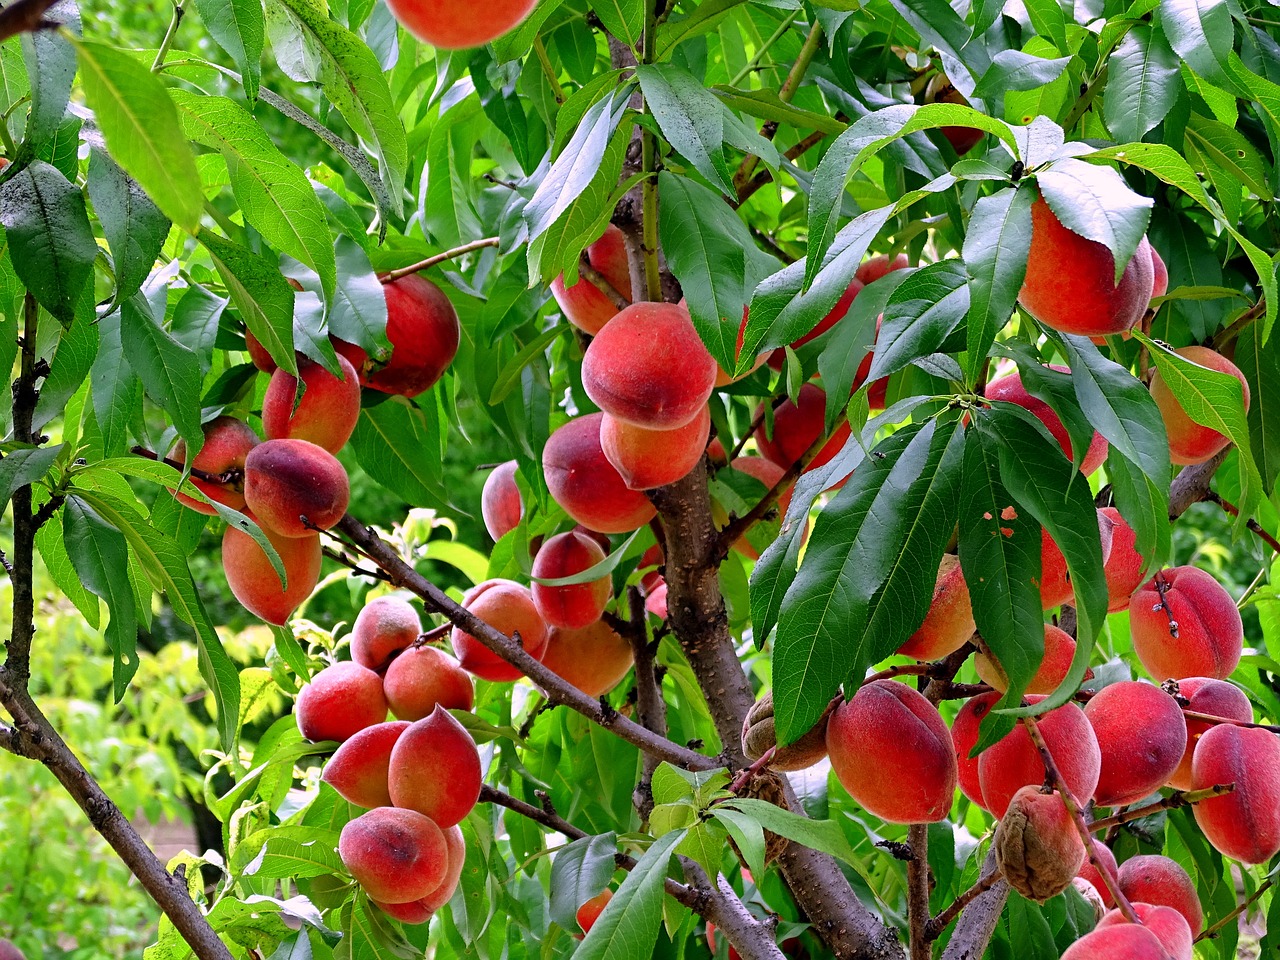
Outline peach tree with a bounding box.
[0,0,1278,958]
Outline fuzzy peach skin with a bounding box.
[384,645,475,721]
[538,620,635,698]
[600,406,710,491]
[1039,508,1114,609]
[1096,903,1193,960]
[899,554,975,660]
[1116,854,1204,935]
[1149,345,1250,465]
[1099,507,1147,612]
[450,579,549,682]
[351,596,422,672]
[826,680,957,823]
[374,824,466,923]
[1129,566,1243,681]
[481,460,523,542]
[543,414,658,533]
[1166,677,1252,790]
[387,706,482,829]
[338,807,447,905]
[977,698,1101,818]
[169,416,259,514]
[1018,197,1156,336]
[575,890,613,938]
[262,353,361,454]
[1192,724,1280,865]
[1060,924,1169,960]
[951,691,1000,809]
[975,623,1090,694]
[985,366,1108,474]
[222,517,321,625]
[242,438,350,538]
[856,253,911,285]
[295,661,387,743]
[322,720,410,808]
[1085,681,1187,807]
[530,531,611,629]
[551,225,633,335]
[753,383,853,475]
[363,274,460,398]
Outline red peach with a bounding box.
[351,595,422,672]
[262,353,361,454]
[365,274,460,398]
[222,518,322,625]
[338,807,447,904]
[169,416,259,514]
[1099,507,1146,612]
[374,824,465,923]
[243,438,350,538]
[856,254,912,285]
[600,406,711,490]
[481,460,523,542]
[387,706,482,829]
[1039,509,1115,609]
[539,620,634,697]
[1096,903,1192,960]
[531,531,611,629]
[450,579,549,682]
[576,889,612,938]
[322,720,410,808]
[1149,345,1251,465]
[1167,677,1252,790]
[296,661,388,743]
[551,225,632,335]
[1085,681,1187,807]
[1061,925,1168,960]
[985,366,1108,474]
[975,623,1089,694]
[543,414,658,533]
[754,383,852,474]
[898,554,974,660]
[1130,567,1243,681]
[1077,839,1119,908]
[384,645,475,721]
[1192,724,1280,865]
[1117,855,1204,935]
[951,691,1000,809]
[1150,248,1169,300]
[978,698,1101,817]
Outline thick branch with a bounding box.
[938,850,1008,960]
[906,824,930,960]
[0,0,60,42]
[1167,449,1229,518]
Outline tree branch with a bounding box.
[624,587,667,821]
[1167,449,1230,518]
[378,238,501,285]
[906,824,931,960]
[926,870,1001,940]
[1086,783,1235,833]
[0,0,60,43]
[734,130,827,207]
[938,850,1008,960]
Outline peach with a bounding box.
[1061,925,1168,960]
[1085,681,1187,807]
[0,942,23,960]
[481,460,523,541]
[295,661,387,742]
[451,578,549,682]
[793,277,863,350]
[244,329,276,373]
[576,890,612,937]
[1167,677,1252,790]
[851,314,889,410]
[600,406,710,491]
[975,623,1088,695]
[539,620,634,697]
[826,680,957,823]
[387,706,482,828]
[1150,247,1169,300]
[1096,904,1193,960]
[993,786,1086,902]
[365,274,460,398]
[351,596,422,671]
[322,720,410,808]
[898,554,974,660]
[1099,507,1146,612]
[551,225,632,335]
[712,307,766,386]
[754,383,852,473]
[262,353,361,454]
[531,531,611,629]
[1019,198,1156,336]
[741,692,829,772]
[856,254,912,285]
[222,518,322,625]
[169,416,259,514]
[1149,345,1250,464]
[727,456,790,560]
[1039,509,1114,609]
[1192,724,1280,865]
[1078,838,1118,908]
[338,807,447,904]
[384,645,475,720]
[644,581,667,619]
[977,698,1101,817]
[985,367,1108,474]
[1130,567,1243,681]
[375,824,466,923]
[1117,855,1204,934]
[925,74,985,155]
[243,438,350,537]
[951,691,1000,809]
[582,302,716,429]
[543,414,658,533]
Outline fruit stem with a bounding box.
[1086,783,1236,833]
[379,237,501,284]
[131,445,243,488]
[151,0,185,73]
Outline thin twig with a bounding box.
[578,257,631,311]
[379,238,502,284]
[132,446,243,489]
[1195,877,1273,942]
[1087,783,1236,833]
[927,870,1001,939]
[1204,492,1280,554]
[735,130,827,207]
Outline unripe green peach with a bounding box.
[450,579,549,682]
[366,274,460,398]
[262,353,361,454]
[481,460,523,541]
[338,807,448,904]
[600,406,711,490]
[387,706,482,829]
[1167,677,1252,790]
[550,225,632,335]
[1096,904,1193,960]
[322,720,410,808]
[296,661,388,743]
[1116,855,1204,935]
[1149,346,1250,465]
[978,698,1101,818]
[993,786,1086,902]
[531,531,611,629]
[951,691,1000,809]
[543,414,658,533]
[898,554,974,660]
[1085,681,1187,807]
[975,623,1088,695]
[539,620,634,697]
[1130,567,1243,681]
[222,518,322,625]
[985,366,1108,474]
[169,416,259,514]
[373,824,466,923]
[826,680,957,823]
[351,595,422,672]
[1192,724,1280,865]
[243,438,350,538]
[384,645,475,721]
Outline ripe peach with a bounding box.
[338,807,448,904]
[244,329,276,373]
[374,824,466,923]
[262,353,361,454]
[384,645,475,721]
[985,367,1108,474]
[994,786,1086,902]
[1019,198,1155,336]
[826,680,957,823]
[975,623,1087,695]
[0,941,24,960]
[539,620,634,697]
[387,705,482,828]
[1061,924,1168,960]
[576,890,612,938]
[1039,509,1114,609]
[898,554,974,660]
[977,698,1101,817]
[222,518,322,625]
[754,383,852,473]
[169,416,259,514]
[856,254,912,285]
[322,720,410,808]
[1192,724,1280,865]
[365,274,460,398]
[793,277,864,350]
[1085,681,1187,806]
[1150,247,1169,300]
[925,74,985,155]
[951,691,1000,809]
[295,661,388,742]
[706,923,742,960]
[543,414,658,533]
[1096,904,1193,960]
[1130,567,1243,681]
[451,579,549,682]
[1117,855,1204,934]
[851,315,889,411]
[1149,345,1250,464]
[727,456,790,560]
[243,438,350,537]
[351,596,422,672]
[1099,507,1146,612]
[551,225,632,335]
[481,460,523,541]
[531,531,611,629]
[1077,838,1119,908]
[644,581,668,619]
[582,302,716,429]
[1167,677,1252,790]
[600,406,711,490]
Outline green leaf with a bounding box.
[548,833,619,931]
[710,807,766,880]
[32,307,97,431]
[237,827,345,879]
[971,51,1070,99]
[1036,157,1153,283]
[20,0,78,147]
[89,307,138,457]
[0,161,95,327]
[720,798,861,866]
[637,64,735,196]
[869,260,970,381]
[86,148,171,308]
[172,91,336,303]
[35,509,99,629]
[200,231,297,376]
[1236,319,1280,494]
[193,0,265,102]
[63,496,138,701]
[1022,0,1067,52]
[350,397,451,511]
[1103,25,1180,144]
[888,0,983,74]
[677,819,727,880]
[0,445,61,511]
[711,87,848,137]
[119,294,204,459]
[70,39,203,233]
[1159,0,1231,81]
[327,236,390,361]
[590,0,643,48]
[575,830,683,960]
[962,185,1035,386]
[1185,114,1275,202]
